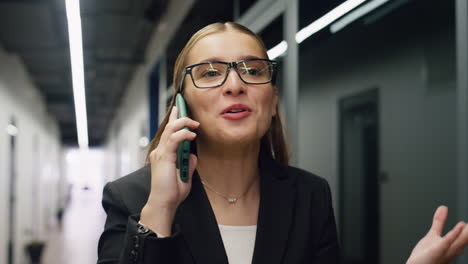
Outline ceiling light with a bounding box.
[6,124,18,136]
[267,41,288,60]
[330,0,389,33]
[295,0,366,43]
[363,0,409,25]
[139,136,150,148]
[267,0,366,59]
[65,0,89,149]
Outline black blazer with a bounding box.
[97,154,340,264]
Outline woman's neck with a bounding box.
[195,140,260,198]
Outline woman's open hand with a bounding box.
[407,206,468,264]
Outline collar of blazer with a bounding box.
[173,152,296,264]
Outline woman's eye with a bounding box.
[241,67,261,75]
[202,70,220,78]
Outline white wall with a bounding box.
[105,66,150,181]
[0,48,63,264]
[297,22,456,263]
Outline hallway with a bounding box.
[41,184,106,264]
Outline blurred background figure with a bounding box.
[0,0,466,263]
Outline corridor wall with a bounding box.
[0,47,63,264]
[297,14,456,264]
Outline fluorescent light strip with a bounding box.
[330,0,389,33]
[267,0,366,58]
[363,0,409,25]
[65,0,89,149]
[267,40,288,60]
[295,0,366,43]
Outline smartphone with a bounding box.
[175,93,191,182]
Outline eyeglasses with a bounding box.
[179,59,278,90]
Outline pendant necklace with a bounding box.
[200,176,257,204]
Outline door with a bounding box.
[339,89,380,264]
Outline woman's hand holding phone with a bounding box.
[140,106,199,237]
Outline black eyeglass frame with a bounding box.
[178,59,278,92]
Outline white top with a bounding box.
[218,224,257,264]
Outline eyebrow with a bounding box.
[198,55,266,63]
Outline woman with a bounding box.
[97,22,468,264]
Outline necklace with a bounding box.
[200,176,258,204]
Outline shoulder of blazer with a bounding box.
[272,163,332,206]
[111,164,151,188]
[106,165,151,214]
[272,160,330,191]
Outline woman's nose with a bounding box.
[222,69,246,96]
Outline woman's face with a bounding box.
[183,30,278,147]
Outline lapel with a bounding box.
[174,172,229,264]
[174,153,296,264]
[251,154,296,264]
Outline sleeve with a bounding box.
[313,179,341,263]
[97,182,185,264]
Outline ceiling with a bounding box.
[0,0,443,147]
[0,0,255,147]
[0,0,168,146]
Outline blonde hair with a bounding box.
[146,22,289,164]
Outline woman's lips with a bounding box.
[221,111,252,120]
[220,104,252,120]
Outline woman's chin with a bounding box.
[198,124,266,147]
[212,132,259,146]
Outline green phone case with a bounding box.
[175,93,191,182]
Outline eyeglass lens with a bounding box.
[191,60,273,88]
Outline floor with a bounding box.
[41,184,106,264]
